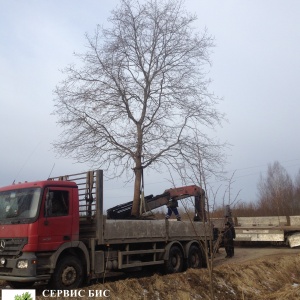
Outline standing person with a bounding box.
[165,199,181,221]
[223,222,233,258]
[229,222,236,256]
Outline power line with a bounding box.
[103,158,300,195]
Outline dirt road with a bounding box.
[213,245,300,267]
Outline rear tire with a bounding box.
[164,245,183,273]
[187,245,203,269]
[49,256,83,290]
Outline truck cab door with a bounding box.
[38,188,73,251]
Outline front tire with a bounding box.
[49,256,83,289]
[164,245,183,273]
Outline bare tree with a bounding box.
[293,170,300,214]
[53,0,224,216]
[257,161,294,216]
[169,131,225,300]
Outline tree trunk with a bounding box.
[131,124,143,217]
[131,166,142,217]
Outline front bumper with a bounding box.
[0,252,41,281]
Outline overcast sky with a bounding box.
[1,0,300,211]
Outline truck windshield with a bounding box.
[0,188,41,224]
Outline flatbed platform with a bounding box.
[103,219,212,244]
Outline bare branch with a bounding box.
[53,0,225,216]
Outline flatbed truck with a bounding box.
[0,170,211,289]
[232,215,300,247]
[213,206,300,248]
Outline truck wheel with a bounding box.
[50,256,83,289]
[164,245,183,273]
[187,245,203,269]
[7,281,34,289]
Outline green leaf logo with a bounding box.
[14,291,33,300]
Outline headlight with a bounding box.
[17,260,28,269]
[0,257,6,265]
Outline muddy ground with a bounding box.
[3,246,300,300]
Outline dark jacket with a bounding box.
[223,227,233,242]
[167,199,178,209]
[230,225,236,239]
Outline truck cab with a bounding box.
[0,180,82,288]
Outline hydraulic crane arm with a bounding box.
[107,185,205,221]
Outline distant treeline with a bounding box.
[212,161,300,217]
